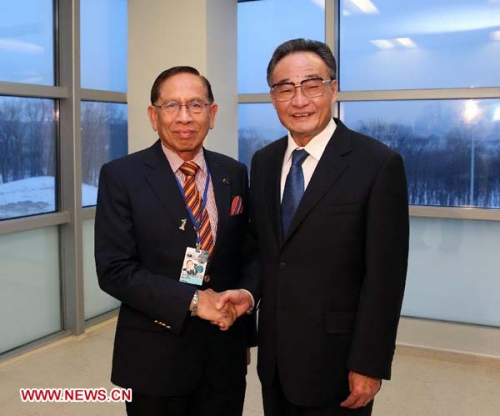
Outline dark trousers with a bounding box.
[126,377,246,416]
[262,371,373,416]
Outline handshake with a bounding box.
[190,289,253,330]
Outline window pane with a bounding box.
[340,99,500,208]
[238,103,286,167]
[0,97,56,220]
[339,0,500,91]
[238,0,325,94]
[404,217,500,327]
[0,0,54,85]
[0,227,61,354]
[81,101,128,207]
[81,0,127,92]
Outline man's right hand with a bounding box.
[215,289,253,318]
[192,289,237,330]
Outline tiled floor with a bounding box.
[1,318,500,416]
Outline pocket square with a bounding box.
[230,196,244,216]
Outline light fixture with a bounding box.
[370,39,394,49]
[493,107,500,122]
[463,100,481,124]
[310,0,325,9]
[350,0,379,14]
[395,37,417,48]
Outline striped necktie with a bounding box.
[179,161,214,256]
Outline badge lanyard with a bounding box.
[174,165,211,250]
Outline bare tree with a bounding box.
[0,97,55,185]
[81,102,127,187]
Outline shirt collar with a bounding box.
[284,118,337,163]
[161,143,206,174]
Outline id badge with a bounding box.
[179,247,209,286]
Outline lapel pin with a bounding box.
[179,219,187,231]
[223,177,230,185]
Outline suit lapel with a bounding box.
[264,137,288,246]
[144,140,196,244]
[204,149,231,260]
[283,120,352,245]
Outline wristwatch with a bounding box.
[190,290,199,317]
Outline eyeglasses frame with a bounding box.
[153,100,212,114]
[270,78,334,102]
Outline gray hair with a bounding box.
[266,38,337,87]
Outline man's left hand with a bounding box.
[340,371,381,409]
[195,289,237,330]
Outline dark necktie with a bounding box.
[281,149,309,236]
[179,161,214,256]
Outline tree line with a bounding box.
[238,119,500,209]
[0,98,127,188]
[0,98,56,184]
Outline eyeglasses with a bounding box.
[271,78,333,102]
[153,100,211,114]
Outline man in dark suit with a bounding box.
[95,66,253,416]
[218,39,409,415]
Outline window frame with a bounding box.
[0,0,127,359]
[237,0,500,221]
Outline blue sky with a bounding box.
[238,0,500,137]
[0,0,127,91]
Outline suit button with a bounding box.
[204,274,211,283]
[279,262,286,269]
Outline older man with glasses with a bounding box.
[219,38,410,416]
[95,66,255,416]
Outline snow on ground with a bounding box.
[0,176,98,220]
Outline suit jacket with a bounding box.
[242,119,409,407]
[95,140,254,397]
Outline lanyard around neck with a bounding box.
[174,164,211,247]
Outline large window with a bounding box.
[337,0,500,210]
[339,0,500,91]
[81,0,127,92]
[341,99,500,208]
[0,0,128,356]
[81,102,127,207]
[238,0,325,94]
[0,1,57,221]
[80,0,128,207]
[237,0,500,328]
[0,0,54,86]
[80,1,127,320]
[404,217,500,327]
[237,0,326,161]
[0,227,61,355]
[238,103,286,167]
[0,97,56,220]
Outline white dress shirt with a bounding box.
[280,118,337,201]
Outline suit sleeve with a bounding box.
[347,152,409,379]
[94,163,196,335]
[239,151,263,302]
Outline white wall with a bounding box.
[128,0,238,158]
[206,0,238,158]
